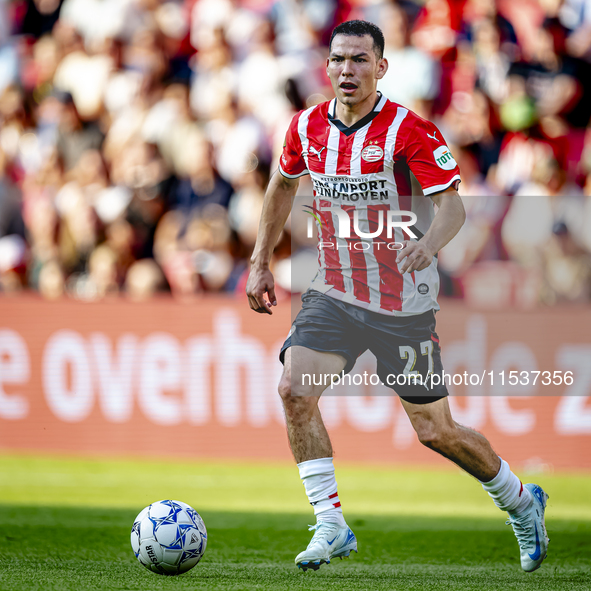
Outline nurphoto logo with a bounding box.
[304,205,418,251]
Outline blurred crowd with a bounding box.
[0,0,590,306]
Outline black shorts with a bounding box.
[280,290,448,404]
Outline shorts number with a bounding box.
[420,340,434,375]
[399,341,434,376]
[399,346,418,375]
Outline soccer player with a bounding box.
[246,20,549,573]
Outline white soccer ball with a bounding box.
[130,499,207,575]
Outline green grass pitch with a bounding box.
[0,454,590,590]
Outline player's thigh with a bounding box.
[279,290,364,400]
[280,290,364,371]
[281,345,348,399]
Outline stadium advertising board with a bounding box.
[0,296,590,470]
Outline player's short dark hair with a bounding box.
[329,20,385,60]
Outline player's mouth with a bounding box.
[339,82,358,94]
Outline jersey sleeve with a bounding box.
[278,111,308,179]
[400,117,461,196]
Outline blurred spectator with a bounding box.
[87,243,119,297]
[379,2,439,114]
[560,0,591,60]
[55,93,104,170]
[236,19,291,130]
[541,221,591,304]
[59,0,143,48]
[170,128,234,213]
[38,258,65,299]
[0,9,18,96]
[20,0,64,39]
[502,193,585,268]
[189,28,234,122]
[0,234,27,293]
[125,257,166,301]
[0,149,25,238]
[470,18,510,104]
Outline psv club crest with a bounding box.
[361,144,383,162]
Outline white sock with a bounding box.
[480,458,532,515]
[298,457,346,527]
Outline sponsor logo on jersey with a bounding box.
[427,131,440,142]
[311,178,388,202]
[361,145,384,162]
[418,283,429,295]
[433,146,457,170]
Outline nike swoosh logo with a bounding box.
[326,536,338,546]
[532,486,546,507]
[528,524,541,561]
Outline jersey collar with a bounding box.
[328,92,386,136]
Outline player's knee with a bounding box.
[416,425,440,449]
[278,378,316,413]
[278,379,295,403]
[278,378,290,401]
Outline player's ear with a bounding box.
[376,57,388,80]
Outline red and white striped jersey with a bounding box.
[279,93,461,316]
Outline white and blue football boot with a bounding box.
[295,522,357,571]
[506,483,549,572]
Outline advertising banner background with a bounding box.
[1,296,590,470]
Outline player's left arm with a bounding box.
[396,188,465,274]
[396,115,464,274]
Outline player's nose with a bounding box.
[341,58,354,75]
[346,63,356,75]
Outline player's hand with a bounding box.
[396,241,435,274]
[246,265,277,314]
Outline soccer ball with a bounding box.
[130,499,207,575]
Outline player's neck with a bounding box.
[335,90,379,127]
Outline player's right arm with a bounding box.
[247,111,308,314]
[246,171,300,314]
